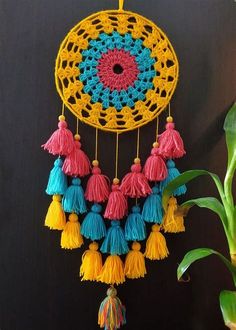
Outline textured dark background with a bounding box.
[0,0,236,329]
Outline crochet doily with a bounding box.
[55,10,179,133]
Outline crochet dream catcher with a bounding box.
[42,1,186,328]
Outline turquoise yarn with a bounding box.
[81,204,106,241]
[100,221,129,255]
[62,178,87,214]
[79,32,155,110]
[46,158,67,195]
[125,206,146,241]
[159,160,187,196]
[142,186,163,224]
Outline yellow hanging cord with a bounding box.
[155,116,159,141]
[168,103,171,117]
[136,127,140,159]
[95,127,98,161]
[119,0,124,11]
[61,103,65,116]
[115,132,119,180]
[76,118,79,135]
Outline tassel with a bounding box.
[42,115,74,156]
[98,287,126,330]
[44,195,66,230]
[142,185,163,224]
[162,196,185,233]
[45,158,67,195]
[158,116,186,159]
[120,158,151,198]
[81,203,106,241]
[61,213,83,249]
[80,242,102,281]
[144,224,169,260]
[143,142,168,181]
[125,206,146,241]
[159,159,187,196]
[97,255,125,285]
[62,134,91,177]
[85,160,110,203]
[101,221,129,255]
[124,242,147,279]
[62,177,87,214]
[104,179,128,220]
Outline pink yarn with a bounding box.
[120,163,152,198]
[143,147,168,181]
[104,184,128,220]
[97,49,139,91]
[159,122,186,158]
[62,140,91,177]
[42,120,74,156]
[85,166,110,203]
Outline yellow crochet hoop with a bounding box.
[55,9,179,133]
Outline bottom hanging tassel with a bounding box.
[61,213,83,249]
[98,287,126,330]
[97,255,125,285]
[145,224,169,260]
[162,196,185,233]
[45,195,66,230]
[80,242,102,281]
[124,242,146,279]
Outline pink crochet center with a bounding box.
[97,49,139,91]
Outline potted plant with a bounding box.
[162,103,236,329]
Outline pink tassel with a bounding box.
[104,179,128,220]
[143,142,168,181]
[62,134,91,177]
[42,115,74,156]
[84,161,110,203]
[159,116,186,159]
[120,158,152,198]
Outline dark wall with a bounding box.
[1,0,236,329]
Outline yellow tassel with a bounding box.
[61,213,83,249]
[80,242,102,281]
[97,255,125,285]
[162,196,185,233]
[124,242,146,279]
[45,195,66,230]
[145,224,169,260]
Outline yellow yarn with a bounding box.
[80,242,103,281]
[97,255,125,285]
[124,242,146,279]
[163,196,185,233]
[55,10,179,133]
[61,213,83,249]
[45,195,66,230]
[145,224,169,260]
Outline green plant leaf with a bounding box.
[177,248,236,287]
[220,290,236,329]
[224,103,236,169]
[181,197,227,227]
[162,170,224,211]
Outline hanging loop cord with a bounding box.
[114,132,120,181]
[119,0,124,11]
[155,116,159,143]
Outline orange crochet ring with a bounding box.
[55,9,179,133]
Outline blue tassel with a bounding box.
[142,186,163,224]
[81,204,106,240]
[46,158,67,195]
[62,177,87,214]
[125,206,146,241]
[159,159,187,196]
[100,220,129,255]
